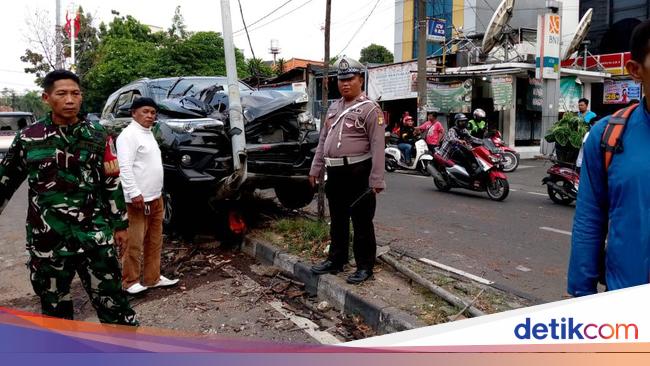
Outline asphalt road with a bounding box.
[373,159,575,303]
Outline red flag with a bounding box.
[63,10,81,39]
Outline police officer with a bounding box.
[309,56,385,284]
[0,70,137,325]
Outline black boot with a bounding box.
[311,260,344,275]
[346,269,373,284]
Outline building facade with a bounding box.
[580,0,650,54]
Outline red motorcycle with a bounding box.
[488,131,520,173]
[542,160,579,205]
[428,141,510,201]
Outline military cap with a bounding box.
[336,56,364,80]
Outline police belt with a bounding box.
[324,153,372,167]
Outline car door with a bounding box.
[107,89,143,135]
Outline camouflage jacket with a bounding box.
[0,114,129,257]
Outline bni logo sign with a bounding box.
[514,318,639,340]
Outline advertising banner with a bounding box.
[492,76,513,111]
[603,79,642,104]
[367,62,418,101]
[536,13,561,80]
[426,79,473,113]
[559,76,583,112]
[427,18,446,43]
[527,78,544,112]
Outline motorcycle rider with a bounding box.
[397,115,416,165]
[441,113,484,175]
[468,108,487,138]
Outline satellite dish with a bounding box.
[481,0,515,55]
[562,8,593,60]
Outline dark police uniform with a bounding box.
[309,56,385,284]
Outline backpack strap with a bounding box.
[600,104,639,170]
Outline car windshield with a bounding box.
[167,77,253,98]
[0,115,33,131]
[148,79,177,102]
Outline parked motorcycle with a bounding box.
[488,130,520,173]
[542,160,579,205]
[385,137,433,175]
[428,141,510,201]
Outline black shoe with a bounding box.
[311,260,344,275]
[346,269,373,284]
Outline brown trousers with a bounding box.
[121,197,164,288]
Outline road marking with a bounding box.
[539,226,572,236]
[392,171,430,179]
[418,257,494,285]
[269,301,341,345]
[517,165,534,169]
[510,188,547,196]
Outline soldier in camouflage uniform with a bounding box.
[0,70,137,325]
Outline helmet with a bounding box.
[454,113,468,128]
[473,108,486,119]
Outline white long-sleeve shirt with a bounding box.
[116,120,164,203]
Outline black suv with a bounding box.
[100,77,318,228]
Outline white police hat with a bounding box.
[336,56,364,80]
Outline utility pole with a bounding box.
[220,0,247,175]
[416,0,427,125]
[70,5,75,72]
[540,1,562,156]
[55,0,63,69]
[317,0,331,220]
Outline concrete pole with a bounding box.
[540,2,561,156]
[55,0,62,69]
[317,0,331,220]
[220,0,246,172]
[416,0,427,125]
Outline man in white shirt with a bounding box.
[116,97,178,295]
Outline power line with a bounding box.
[233,0,294,34]
[335,0,383,58]
[238,0,315,35]
[237,0,258,61]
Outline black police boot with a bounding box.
[311,260,344,275]
[346,269,373,284]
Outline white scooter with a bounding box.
[385,138,433,176]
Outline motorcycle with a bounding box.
[488,130,520,173]
[542,160,579,205]
[428,141,510,201]
[385,137,433,176]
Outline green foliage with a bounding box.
[359,43,394,64]
[168,5,189,39]
[544,112,589,149]
[0,89,50,118]
[246,58,274,78]
[271,218,330,257]
[275,58,286,75]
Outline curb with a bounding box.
[241,237,426,335]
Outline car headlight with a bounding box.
[181,154,192,166]
[294,93,308,104]
[297,111,312,124]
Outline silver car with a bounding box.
[0,112,35,161]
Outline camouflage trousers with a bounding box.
[28,244,138,326]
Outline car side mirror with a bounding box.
[116,103,132,118]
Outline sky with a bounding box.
[0,0,395,93]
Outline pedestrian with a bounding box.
[577,98,597,124]
[416,111,445,152]
[308,56,385,284]
[0,70,137,325]
[116,97,178,295]
[568,19,650,296]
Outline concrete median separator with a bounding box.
[241,237,427,335]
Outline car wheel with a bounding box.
[275,182,315,209]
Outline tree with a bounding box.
[246,58,274,78]
[359,43,393,64]
[0,89,49,118]
[168,5,188,39]
[274,58,286,75]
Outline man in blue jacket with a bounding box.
[568,20,650,296]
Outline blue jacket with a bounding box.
[568,102,650,296]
